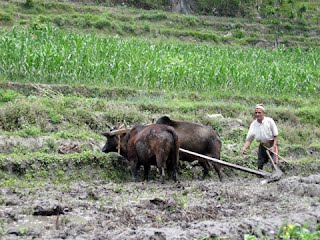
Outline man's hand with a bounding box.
[272,145,277,152]
[242,141,251,155]
[242,147,247,155]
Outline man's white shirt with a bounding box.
[246,117,278,143]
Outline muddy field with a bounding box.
[1,170,320,239]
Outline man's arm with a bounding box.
[272,135,278,150]
[242,140,251,154]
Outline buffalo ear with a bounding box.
[101,132,111,138]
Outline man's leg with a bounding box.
[258,144,268,170]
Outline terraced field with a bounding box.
[0,1,320,239]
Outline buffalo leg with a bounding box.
[143,164,150,181]
[156,155,166,184]
[160,167,165,184]
[171,167,177,182]
[213,163,223,182]
[167,161,177,182]
[199,160,210,179]
[131,162,138,182]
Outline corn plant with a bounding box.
[0,25,319,97]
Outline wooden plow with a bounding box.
[180,148,283,182]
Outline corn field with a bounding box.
[0,26,319,97]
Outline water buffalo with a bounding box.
[127,124,179,183]
[156,116,223,181]
[102,124,179,183]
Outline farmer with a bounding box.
[242,104,279,170]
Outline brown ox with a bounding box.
[156,116,223,181]
[102,124,179,183]
[127,124,179,183]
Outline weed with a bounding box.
[277,223,320,239]
[233,29,245,39]
[0,89,19,103]
[12,143,30,155]
[16,126,42,137]
[48,111,62,124]
[94,19,112,29]
[138,12,167,21]
[0,11,12,22]
[44,139,58,153]
[173,192,188,209]
[113,184,124,193]
[25,0,34,8]
[244,234,257,240]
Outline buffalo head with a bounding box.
[101,128,130,156]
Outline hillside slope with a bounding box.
[1,0,319,47]
[0,2,320,239]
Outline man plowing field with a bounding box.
[242,103,279,170]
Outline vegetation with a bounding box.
[0,0,319,47]
[0,26,319,97]
[0,1,319,239]
[245,223,320,239]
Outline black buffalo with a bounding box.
[156,116,223,181]
[101,129,129,157]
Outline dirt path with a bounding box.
[1,174,319,239]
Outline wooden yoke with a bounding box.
[114,123,128,154]
[107,123,153,154]
[109,128,130,136]
[117,134,121,154]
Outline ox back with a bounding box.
[156,116,223,181]
[127,124,179,183]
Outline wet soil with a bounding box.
[1,173,319,239]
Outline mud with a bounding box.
[1,174,319,239]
